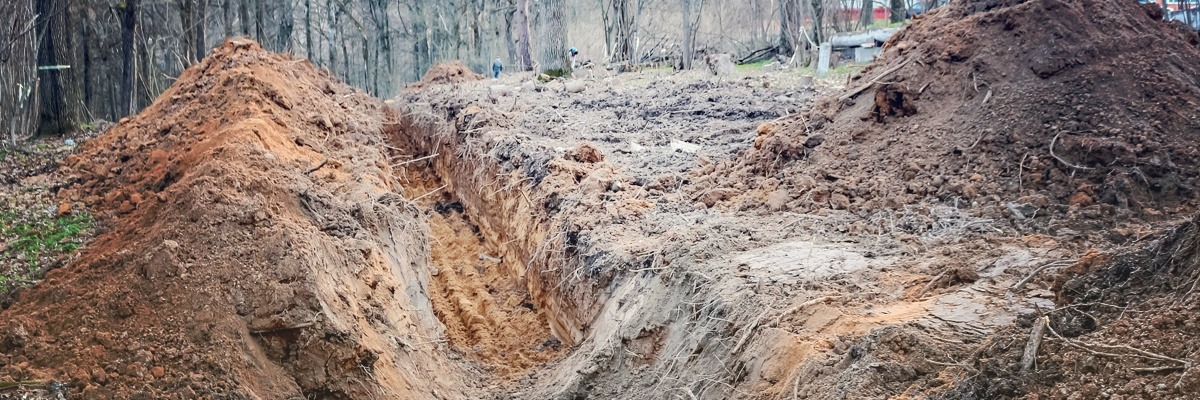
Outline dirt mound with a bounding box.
[0,39,476,398]
[725,0,1200,226]
[931,217,1200,398]
[410,61,484,88]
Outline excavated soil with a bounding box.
[409,61,485,89]
[714,0,1200,236]
[1,39,482,399]
[4,1,1200,398]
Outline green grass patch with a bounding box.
[865,20,907,30]
[736,60,772,70]
[0,208,93,294]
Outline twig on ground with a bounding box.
[838,58,913,102]
[1045,319,1191,386]
[1018,153,1029,191]
[305,158,329,174]
[1020,316,1048,372]
[1006,260,1074,301]
[0,380,46,390]
[392,153,439,168]
[915,270,949,299]
[1049,131,1093,170]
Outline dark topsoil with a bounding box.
[704,0,1200,239]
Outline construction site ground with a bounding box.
[4,1,1200,399]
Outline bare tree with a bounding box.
[120,0,139,116]
[680,0,694,69]
[779,0,804,55]
[860,0,874,28]
[602,0,640,63]
[890,0,904,23]
[36,0,81,136]
[1,0,40,145]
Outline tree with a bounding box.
[860,0,874,28]
[890,0,904,23]
[779,0,804,55]
[680,0,694,70]
[602,0,640,63]
[534,0,567,74]
[36,0,82,136]
[120,0,139,117]
[512,0,533,71]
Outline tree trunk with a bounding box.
[513,0,533,70]
[860,0,873,28]
[223,0,233,38]
[812,0,825,44]
[254,0,265,44]
[277,0,293,51]
[604,0,638,63]
[327,0,336,74]
[890,0,905,23]
[195,0,208,57]
[35,0,80,136]
[179,0,195,62]
[680,0,693,70]
[534,0,567,74]
[120,0,139,116]
[305,0,313,58]
[779,0,803,55]
[238,0,250,35]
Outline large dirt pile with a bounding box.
[0,39,476,398]
[731,0,1200,226]
[409,61,484,88]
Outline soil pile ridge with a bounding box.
[410,61,484,88]
[738,0,1200,225]
[0,39,474,398]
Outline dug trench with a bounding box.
[8,2,1200,395]
[0,40,1042,399]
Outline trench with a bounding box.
[381,106,587,378]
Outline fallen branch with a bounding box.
[1020,316,1047,372]
[1006,260,1074,301]
[0,380,46,390]
[1049,131,1093,170]
[915,270,949,299]
[838,58,913,102]
[305,158,329,174]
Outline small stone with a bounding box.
[117,201,135,214]
[73,367,91,384]
[92,368,108,383]
[151,366,165,379]
[1069,191,1094,207]
[829,193,851,210]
